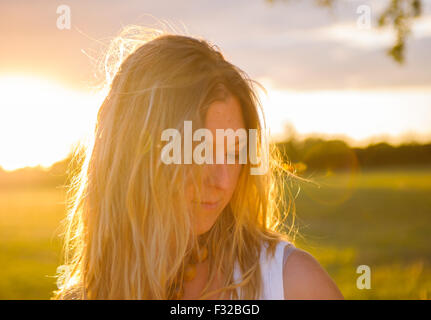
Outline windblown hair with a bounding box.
[52,26,301,300]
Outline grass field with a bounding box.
[293,166,431,299]
[0,167,430,299]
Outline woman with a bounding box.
[53,27,343,300]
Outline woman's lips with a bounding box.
[192,200,220,210]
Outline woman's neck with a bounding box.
[181,259,226,300]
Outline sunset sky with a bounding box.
[0,0,430,171]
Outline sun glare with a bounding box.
[0,76,101,171]
[259,82,431,146]
[0,76,430,171]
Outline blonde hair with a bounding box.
[52,26,302,300]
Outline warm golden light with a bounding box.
[0,75,101,171]
[1,76,430,171]
[260,81,431,146]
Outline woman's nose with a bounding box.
[204,163,230,190]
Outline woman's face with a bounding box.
[185,95,245,235]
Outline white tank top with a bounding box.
[232,240,295,299]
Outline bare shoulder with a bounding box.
[283,247,344,300]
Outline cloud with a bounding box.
[313,15,431,50]
[0,0,430,91]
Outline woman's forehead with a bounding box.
[204,95,245,131]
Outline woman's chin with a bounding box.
[193,222,213,235]
[193,214,219,235]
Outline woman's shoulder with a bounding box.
[281,246,344,300]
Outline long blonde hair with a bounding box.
[52,26,301,300]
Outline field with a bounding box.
[293,166,431,299]
[0,167,430,299]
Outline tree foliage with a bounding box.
[266,0,423,64]
[378,0,422,63]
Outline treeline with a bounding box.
[276,138,431,171]
[0,153,74,189]
[1,138,431,188]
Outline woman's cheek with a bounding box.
[228,164,242,196]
